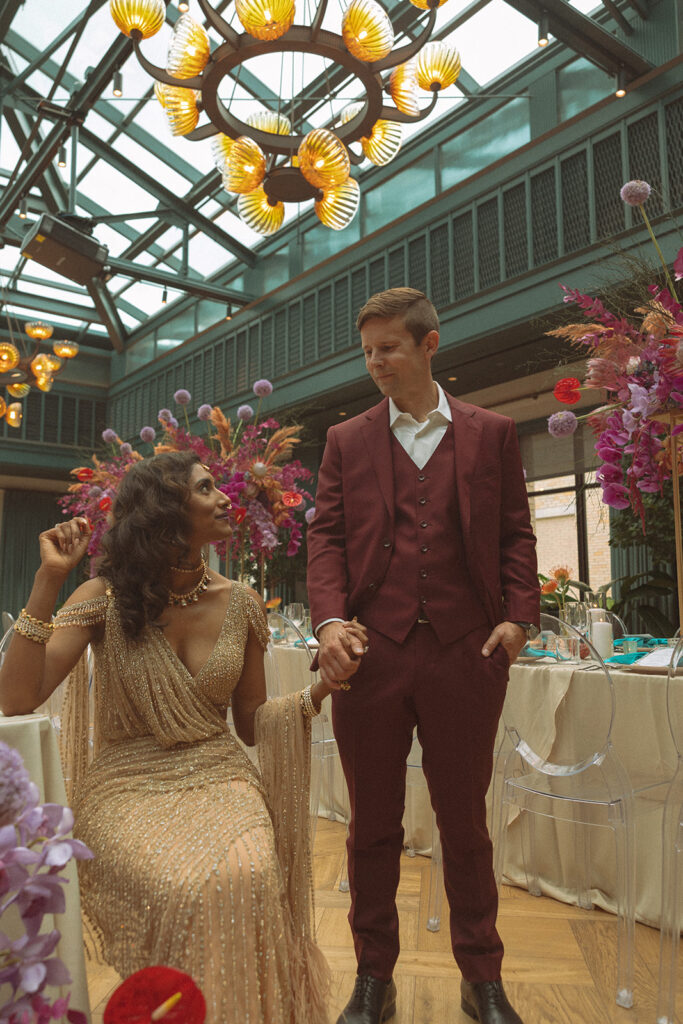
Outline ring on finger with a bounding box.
[339,681,351,691]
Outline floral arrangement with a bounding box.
[546,180,683,526]
[59,380,313,578]
[0,741,92,1024]
[538,565,589,612]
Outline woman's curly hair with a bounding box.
[98,451,201,638]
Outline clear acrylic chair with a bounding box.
[494,612,638,1008]
[656,637,683,1024]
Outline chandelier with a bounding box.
[109,0,461,234]
[0,322,79,429]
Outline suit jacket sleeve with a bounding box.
[497,417,540,627]
[306,427,350,630]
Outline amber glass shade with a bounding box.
[25,321,53,340]
[6,403,22,428]
[110,0,165,38]
[45,355,62,374]
[361,119,401,165]
[415,41,461,90]
[223,137,266,194]
[211,134,234,169]
[154,79,168,107]
[408,0,449,8]
[315,176,360,229]
[246,111,292,135]
[0,397,5,418]
[389,60,420,116]
[237,187,285,235]
[0,342,20,372]
[7,382,30,399]
[167,14,210,78]
[34,377,54,393]
[298,129,350,189]
[53,339,79,359]
[235,0,296,41]
[30,353,53,378]
[342,0,393,62]
[339,101,363,125]
[160,84,200,136]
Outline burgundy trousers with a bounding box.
[331,620,508,984]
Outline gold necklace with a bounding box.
[167,559,210,607]
[170,559,203,574]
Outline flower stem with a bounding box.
[183,407,191,433]
[638,204,678,299]
[253,397,263,429]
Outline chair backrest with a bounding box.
[0,623,14,666]
[666,637,683,759]
[2,611,15,633]
[510,612,617,776]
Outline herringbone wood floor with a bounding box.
[85,818,680,1023]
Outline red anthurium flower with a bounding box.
[282,491,303,508]
[553,377,582,405]
[98,496,112,512]
[232,507,247,524]
[104,966,205,1024]
[76,467,94,481]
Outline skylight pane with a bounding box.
[450,1,537,84]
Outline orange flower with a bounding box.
[265,597,282,609]
[551,566,571,583]
[541,580,558,594]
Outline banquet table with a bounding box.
[266,644,677,928]
[0,713,91,1022]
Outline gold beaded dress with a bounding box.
[56,581,328,1024]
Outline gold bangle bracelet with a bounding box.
[300,684,320,719]
[14,608,54,644]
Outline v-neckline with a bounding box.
[156,582,237,681]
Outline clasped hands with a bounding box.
[317,618,369,692]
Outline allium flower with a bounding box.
[140,426,155,443]
[547,411,578,438]
[101,428,117,444]
[168,417,178,428]
[0,742,38,827]
[305,507,316,524]
[237,404,254,421]
[173,389,191,406]
[119,443,132,456]
[553,377,582,404]
[158,408,172,422]
[197,404,212,421]
[620,179,651,206]
[253,379,273,397]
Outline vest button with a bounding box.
[383,539,391,548]
[418,497,427,505]
[418,474,426,482]
[419,521,428,529]
[368,582,377,591]
[420,569,428,578]
[421,544,429,553]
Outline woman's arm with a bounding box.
[231,590,269,746]
[0,518,101,716]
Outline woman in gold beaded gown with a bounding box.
[0,451,368,1024]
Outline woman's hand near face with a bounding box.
[38,517,91,580]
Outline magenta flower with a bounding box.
[197,404,212,421]
[237,404,254,421]
[675,247,683,281]
[101,428,117,444]
[173,389,191,406]
[253,379,273,397]
[547,411,578,438]
[620,180,651,206]
[602,482,631,508]
[140,426,155,443]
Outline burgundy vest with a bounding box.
[357,424,489,645]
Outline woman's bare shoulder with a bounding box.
[61,575,109,608]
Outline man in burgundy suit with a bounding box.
[307,288,539,1024]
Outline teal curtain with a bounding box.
[609,534,676,634]
[0,491,84,619]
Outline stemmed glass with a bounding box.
[284,603,305,629]
[560,602,590,637]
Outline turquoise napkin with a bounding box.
[521,645,553,658]
[606,652,646,665]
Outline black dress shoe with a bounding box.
[460,979,524,1024]
[336,974,397,1024]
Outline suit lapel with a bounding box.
[360,399,394,518]
[448,395,481,546]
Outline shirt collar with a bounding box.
[389,382,452,427]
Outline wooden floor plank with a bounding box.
[84,817,677,1023]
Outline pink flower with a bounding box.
[620,179,651,206]
[547,411,578,437]
[602,482,631,508]
[585,358,623,391]
[253,379,273,397]
[101,428,117,444]
[674,247,683,281]
[237,404,254,421]
[173,389,191,406]
[197,404,212,421]
[140,426,155,443]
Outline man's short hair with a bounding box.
[356,287,439,345]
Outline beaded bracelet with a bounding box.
[14,608,54,645]
[300,684,321,719]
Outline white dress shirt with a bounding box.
[315,383,452,634]
[389,382,452,469]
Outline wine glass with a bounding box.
[284,603,305,628]
[560,602,589,637]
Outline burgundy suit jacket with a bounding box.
[307,393,540,634]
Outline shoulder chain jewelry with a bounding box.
[14,608,54,644]
[167,559,210,607]
[300,684,321,719]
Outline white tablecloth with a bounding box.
[267,645,676,927]
[0,713,91,1022]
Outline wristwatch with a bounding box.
[512,621,539,641]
